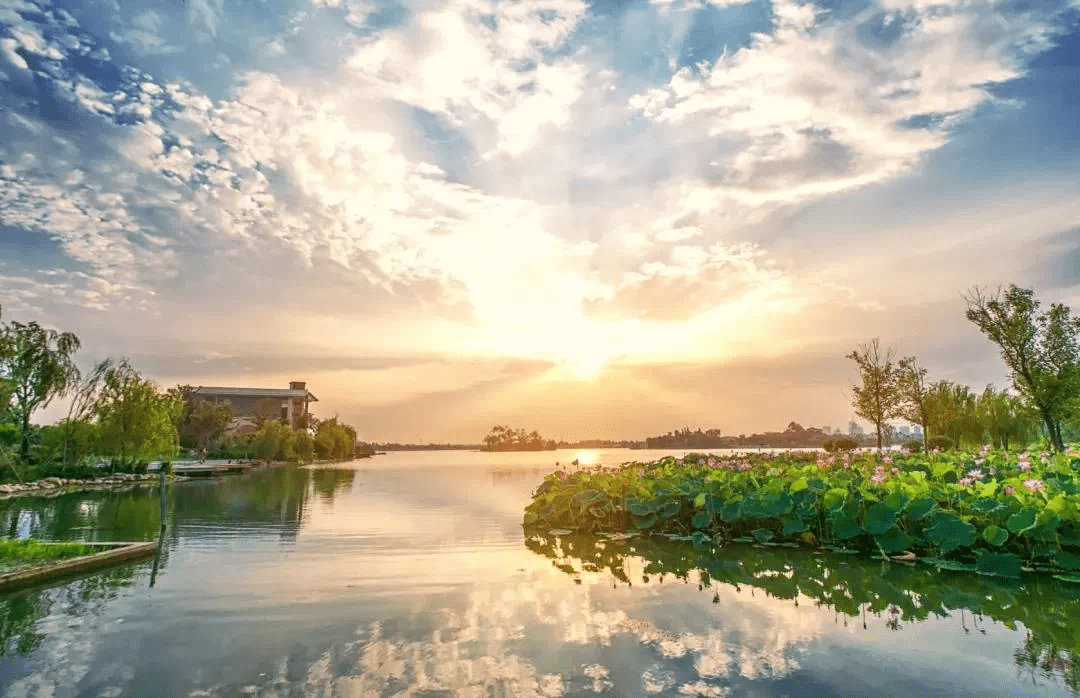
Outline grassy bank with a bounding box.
[523,446,1080,579]
[0,539,97,574]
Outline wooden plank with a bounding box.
[0,542,158,593]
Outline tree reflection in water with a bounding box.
[0,466,357,663]
[526,532,1080,692]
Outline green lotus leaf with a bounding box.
[926,515,976,553]
[971,498,1005,514]
[782,518,810,535]
[692,511,712,529]
[1007,508,1038,534]
[633,515,657,530]
[884,492,910,513]
[982,525,1009,547]
[830,512,863,540]
[824,488,848,511]
[863,503,899,536]
[907,497,937,521]
[762,492,793,517]
[1055,550,1080,571]
[752,528,775,543]
[975,551,1023,578]
[874,526,911,553]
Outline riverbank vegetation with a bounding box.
[0,539,96,571]
[523,447,1080,578]
[1,306,369,485]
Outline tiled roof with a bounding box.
[191,386,319,401]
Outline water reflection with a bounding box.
[527,532,1080,693]
[0,460,1076,697]
[0,466,356,544]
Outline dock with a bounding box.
[148,459,262,477]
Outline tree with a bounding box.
[57,359,112,465]
[965,285,1080,451]
[94,359,182,467]
[896,356,931,449]
[846,339,903,450]
[0,316,81,460]
[925,380,982,448]
[977,385,1037,451]
[174,387,233,450]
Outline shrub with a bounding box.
[927,435,955,451]
[822,439,835,452]
[902,440,923,453]
[833,438,858,451]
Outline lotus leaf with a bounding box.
[1007,508,1038,534]
[863,503,899,535]
[983,525,1009,547]
[926,515,976,554]
[975,552,1023,578]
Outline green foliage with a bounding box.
[523,447,1080,575]
[482,425,557,451]
[902,440,922,453]
[965,285,1080,452]
[175,389,233,450]
[832,438,858,452]
[926,435,954,451]
[847,338,903,450]
[313,417,357,460]
[93,359,182,468]
[0,539,96,565]
[0,317,81,460]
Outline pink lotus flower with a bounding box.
[870,473,888,484]
[1022,478,1045,493]
[1003,485,1016,496]
[891,467,899,475]
[958,477,975,487]
[966,469,985,481]
[1019,462,1032,473]
[988,467,997,476]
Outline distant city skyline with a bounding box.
[3,0,1078,442]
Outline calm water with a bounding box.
[0,449,1077,697]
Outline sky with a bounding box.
[1,0,1079,443]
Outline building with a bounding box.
[190,381,318,430]
[822,426,832,435]
[848,420,864,436]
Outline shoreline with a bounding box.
[0,473,192,500]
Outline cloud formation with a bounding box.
[2,0,1078,439]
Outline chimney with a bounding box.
[289,381,306,391]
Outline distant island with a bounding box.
[642,423,879,449]
[481,425,558,452]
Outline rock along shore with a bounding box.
[0,473,191,500]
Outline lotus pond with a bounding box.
[0,449,1078,696]
[523,447,1080,579]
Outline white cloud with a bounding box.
[628,0,1076,206]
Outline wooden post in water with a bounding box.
[150,462,169,588]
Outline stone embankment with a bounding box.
[0,473,190,500]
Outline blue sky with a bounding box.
[2,0,1079,441]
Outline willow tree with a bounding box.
[0,312,82,460]
[965,285,1080,452]
[94,359,182,468]
[846,338,903,450]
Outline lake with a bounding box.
[0,449,1076,697]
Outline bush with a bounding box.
[822,439,835,452]
[902,440,923,453]
[927,435,955,451]
[833,438,858,452]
